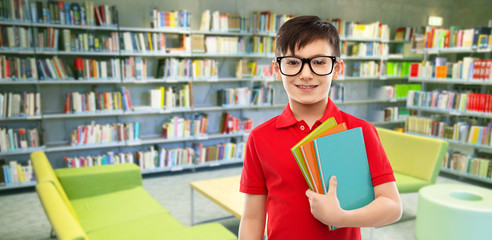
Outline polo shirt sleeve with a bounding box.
[240,131,268,195]
[362,123,395,186]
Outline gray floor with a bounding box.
[0,165,480,240]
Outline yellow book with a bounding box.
[157,87,165,108]
[147,33,153,51]
[118,92,123,110]
[290,117,337,191]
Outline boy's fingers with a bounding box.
[306,189,313,198]
[327,176,337,196]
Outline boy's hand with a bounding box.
[306,176,346,227]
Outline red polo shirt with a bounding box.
[240,99,395,240]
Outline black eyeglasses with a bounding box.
[276,56,340,76]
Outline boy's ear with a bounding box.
[272,60,282,81]
[333,60,344,80]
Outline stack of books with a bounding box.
[290,117,375,229]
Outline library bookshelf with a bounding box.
[1,7,410,190]
[405,28,492,184]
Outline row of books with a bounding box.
[235,60,273,79]
[161,115,208,139]
[328,19,390,39]
[194,141,246,164]
[0,127,41,152]
[193,35,275,55]
[0,160,34,185]
[137,146,194,169]
[219,112,253,134]
[74,57,120,80]
[410,57,492,81]
[64,90,128,113]
[63,30,119,52]
[0,56,38,80]
[405,116,492,146]
[0,26,32,49]
[443,152,492,179]
[393,26,425,42]
[421,26,491,49]
[348,61,380,77]
[1,1,118,26]
[148,84,192,110]
[342,42,388,57]
[407,90,492,113]
[151,9,191,29]
[37,57,71,79]
[382,106,410,122]
[121,31,167,52]
[64,151,134,168]
[63,140,248,170]
[384,62,412,77]
[217,86,273,106]
[1,91,40,117]
[70,121,140,146]
[199,10,244,32]
[384,84,421,100]
[329,84,345,102]
[249,11,293,33]
[200,11,293,34]
[155,58,218,79]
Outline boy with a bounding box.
[239,16,402,240]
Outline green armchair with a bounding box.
[376,128,449,193]
[32,151,237,240]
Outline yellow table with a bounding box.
[190,175,243,225]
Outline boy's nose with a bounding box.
[299,62,313,80]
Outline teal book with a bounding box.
[313,127,374,210]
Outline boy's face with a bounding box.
[273,39,343,107]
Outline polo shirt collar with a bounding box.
[276,99,343,129]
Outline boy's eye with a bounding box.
[312,58,327,65]
[286,59,301,65]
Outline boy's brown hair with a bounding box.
[275,16,340,57]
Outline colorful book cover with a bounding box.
[299,122,348,194]
[313,127,374,210]
[290,117,337,191]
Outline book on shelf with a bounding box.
[219,112,252,134]
[0,127,41,152]
[0,56,38,80]
[443,152,492,179]
[1,160,34,185]
[65,151,135,168]
[405,116,492,147]
[0,159,4,185]
[236,60,274,79]
[0,91,41,117]
[151,9,190,29]
[161,114,208,139]
[193,141,246,164]
[70,121,140,146]
[64,89,124,113]
[0,25,33,49]
[199,10,211,31]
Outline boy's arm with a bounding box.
[239,193,267,240]
[306,176,402,228]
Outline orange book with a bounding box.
[299,122,348,194]
[435,65,447,78]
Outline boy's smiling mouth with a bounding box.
[296,85,318,90]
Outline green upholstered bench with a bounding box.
[32,151,237,240]
[376,128,449,193]
[416,184,492,240]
